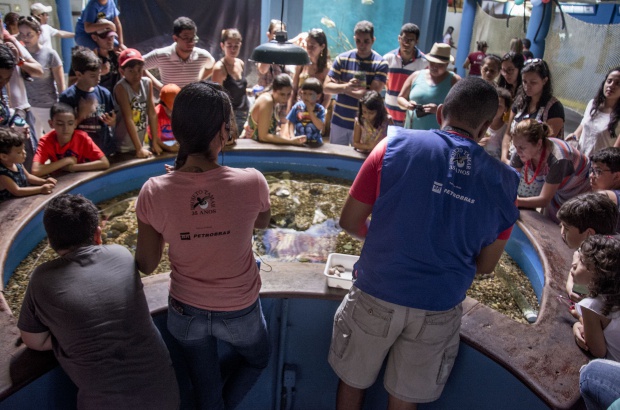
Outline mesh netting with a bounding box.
[544,11,620,113]
[472,4,620,113]
[470,4,528,59]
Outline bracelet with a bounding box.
[17,57,25,67]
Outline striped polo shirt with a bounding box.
[328,50,388,130]
[383,47,427,123]
[143,43,213,88]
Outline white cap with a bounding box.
[31,3,53,15]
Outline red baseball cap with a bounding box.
[118,48,144,68]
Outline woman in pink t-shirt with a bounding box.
[136,81,271,409]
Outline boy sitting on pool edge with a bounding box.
[31,103,110,176]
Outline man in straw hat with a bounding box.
[329,77,519,409]
[397,42,460,130]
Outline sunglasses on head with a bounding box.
[97,31,115,39]
[19,15,40,23]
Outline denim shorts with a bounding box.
[328,286,462,403]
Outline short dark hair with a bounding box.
[300,77,322,95]
[354,20,374,38]
[71,46,101,73]
[173,17,197,36]
[272,73,292,91]
[49,102,76,121]
[4,12,20,26]
[400,23,419,39]
[590,147,620,173]
[0,44,16,70]
[442,77,498,129]
[43,194,100,251]
[172,81,232,165]
[522,38,532,49]
[496,86,513,111]
[0,128,25,154]
[556,193,618,234]
[483,54,501,69]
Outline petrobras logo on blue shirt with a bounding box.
[431,181,476,204]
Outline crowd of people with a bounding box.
[0,1,619,409]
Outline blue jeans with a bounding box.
[580,359,620,410]
[167,297,270,410]
[295,122,323,144]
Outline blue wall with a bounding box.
[301,0,405,57]
[568,4,620,25]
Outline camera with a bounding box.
[414,104,429,118]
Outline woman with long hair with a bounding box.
[291,28,331,108]
[498,51,524,98]
[501,58,565,164]
[244,74,306,145]
[212,28,250,138]
[136,81,272,409]
[569,67,620,158]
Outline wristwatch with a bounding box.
[17,57,25,67]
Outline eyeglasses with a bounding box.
[177,35,199,43]
[399,35,417,44]
[590,167,612,177]
[19,31,38,40]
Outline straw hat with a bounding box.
[424,43,454,65]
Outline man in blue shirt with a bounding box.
[329,77,520,410]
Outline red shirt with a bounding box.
[147,104,176,143]
[34,130,105,165]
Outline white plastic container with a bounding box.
[324,253,359,290]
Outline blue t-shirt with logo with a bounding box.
[60,85,116,155]
[353,128,520,311]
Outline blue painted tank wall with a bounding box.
[1,153,548,409]
[1,298,549,409]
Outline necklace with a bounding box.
[523,142,547,185]
[442,126,473,140]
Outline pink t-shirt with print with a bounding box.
[136,166,270,311]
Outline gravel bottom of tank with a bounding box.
[4,172,539,324]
